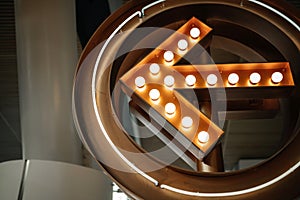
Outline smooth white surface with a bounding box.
[206,74,218,86]
[15,0,81,163]
[181,116,193,128]
[250,72,261,84]
[164,51,174,62]
[190,27,200,39]
[198,131,209,143]
[165,103,176,114]
[185,75,196,86]
[149,63,160,75]
[228,73,239,85]
[135,76,146,88]
[22,160,112,200]
[271,72,283,83]
[0,160,24,200]
[164,75,175,87]
[149,89,160,101]
[177,39,188,51]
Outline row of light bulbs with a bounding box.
[134,83,209,143]
[150,87,209,143]
[133,27,209,144]
[134,26,293,145]
[163,27,201,62]
[151,26,284,86]
[135,68,284,89]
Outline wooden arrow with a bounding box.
[119,17,294,160]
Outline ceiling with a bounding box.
[0,0,299,172]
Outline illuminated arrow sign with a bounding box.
[120,17,294,160]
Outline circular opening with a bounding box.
[104,2,300,174]
[185,75,196,86]
[206,74,218,86]
[228,73,239,85]
[181,116,193,128]
[149,63,160,75]
[74,1,300,198]
[198,131,210,143]
[249,72,261,84]
[190,27,201,39]
[164,75,175,87]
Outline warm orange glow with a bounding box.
[198,131,209,143]
[119,17,295,158]
[171,62,294,88]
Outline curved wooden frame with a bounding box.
[73,0,300,199]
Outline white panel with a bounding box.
[15,0,82,163]
[22,160,112,200]
[0,160,24,200]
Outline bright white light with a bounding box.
[206,74,218,86]
[164,75,175,87]
[164,51,174,62]
[177,39,188,51]
[181,116,193,128]
[271,72,283,83]
[92,11,159,187]
[228,73,239,85]
[149,63,160,75]
[135,76,145,88]
[185,75,196,86]
[198,131,209,143]
[149,89,160,101]
[160,161,300,197]
[248,0,300,31]
[165,103,176,115]
[190,27,201,39]
[250,72,261,84]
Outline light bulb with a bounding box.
[149,63,160,75]
[198,131,209,143]
[181,116,193,128]
[164,75,175,87]
[165,103,176,115]
[164,51,174,62]
[206,74,218,86]
[228,73,239,85]
[135,76,145,88]
[149,89,160,101]
[271,72,283,83]
[185,75,196,86]
[190,27,200,39]
[177,39,188,51]
[250,72,261,84]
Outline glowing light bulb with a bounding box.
[149,89,160,101]
[181,116,193,128]
[228,73,239,85]
[250,72,261,84]
[165,103,176,115]
[206,74,218,86]
[149,63,160,75]
[190,27,200,39]
[164,75,175,87]
[185,75,196,86]
[198,131,209,143]
[271,72,283,83]
[164,51,174,62]
[135,76,145,88]
[177,39,188,51]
